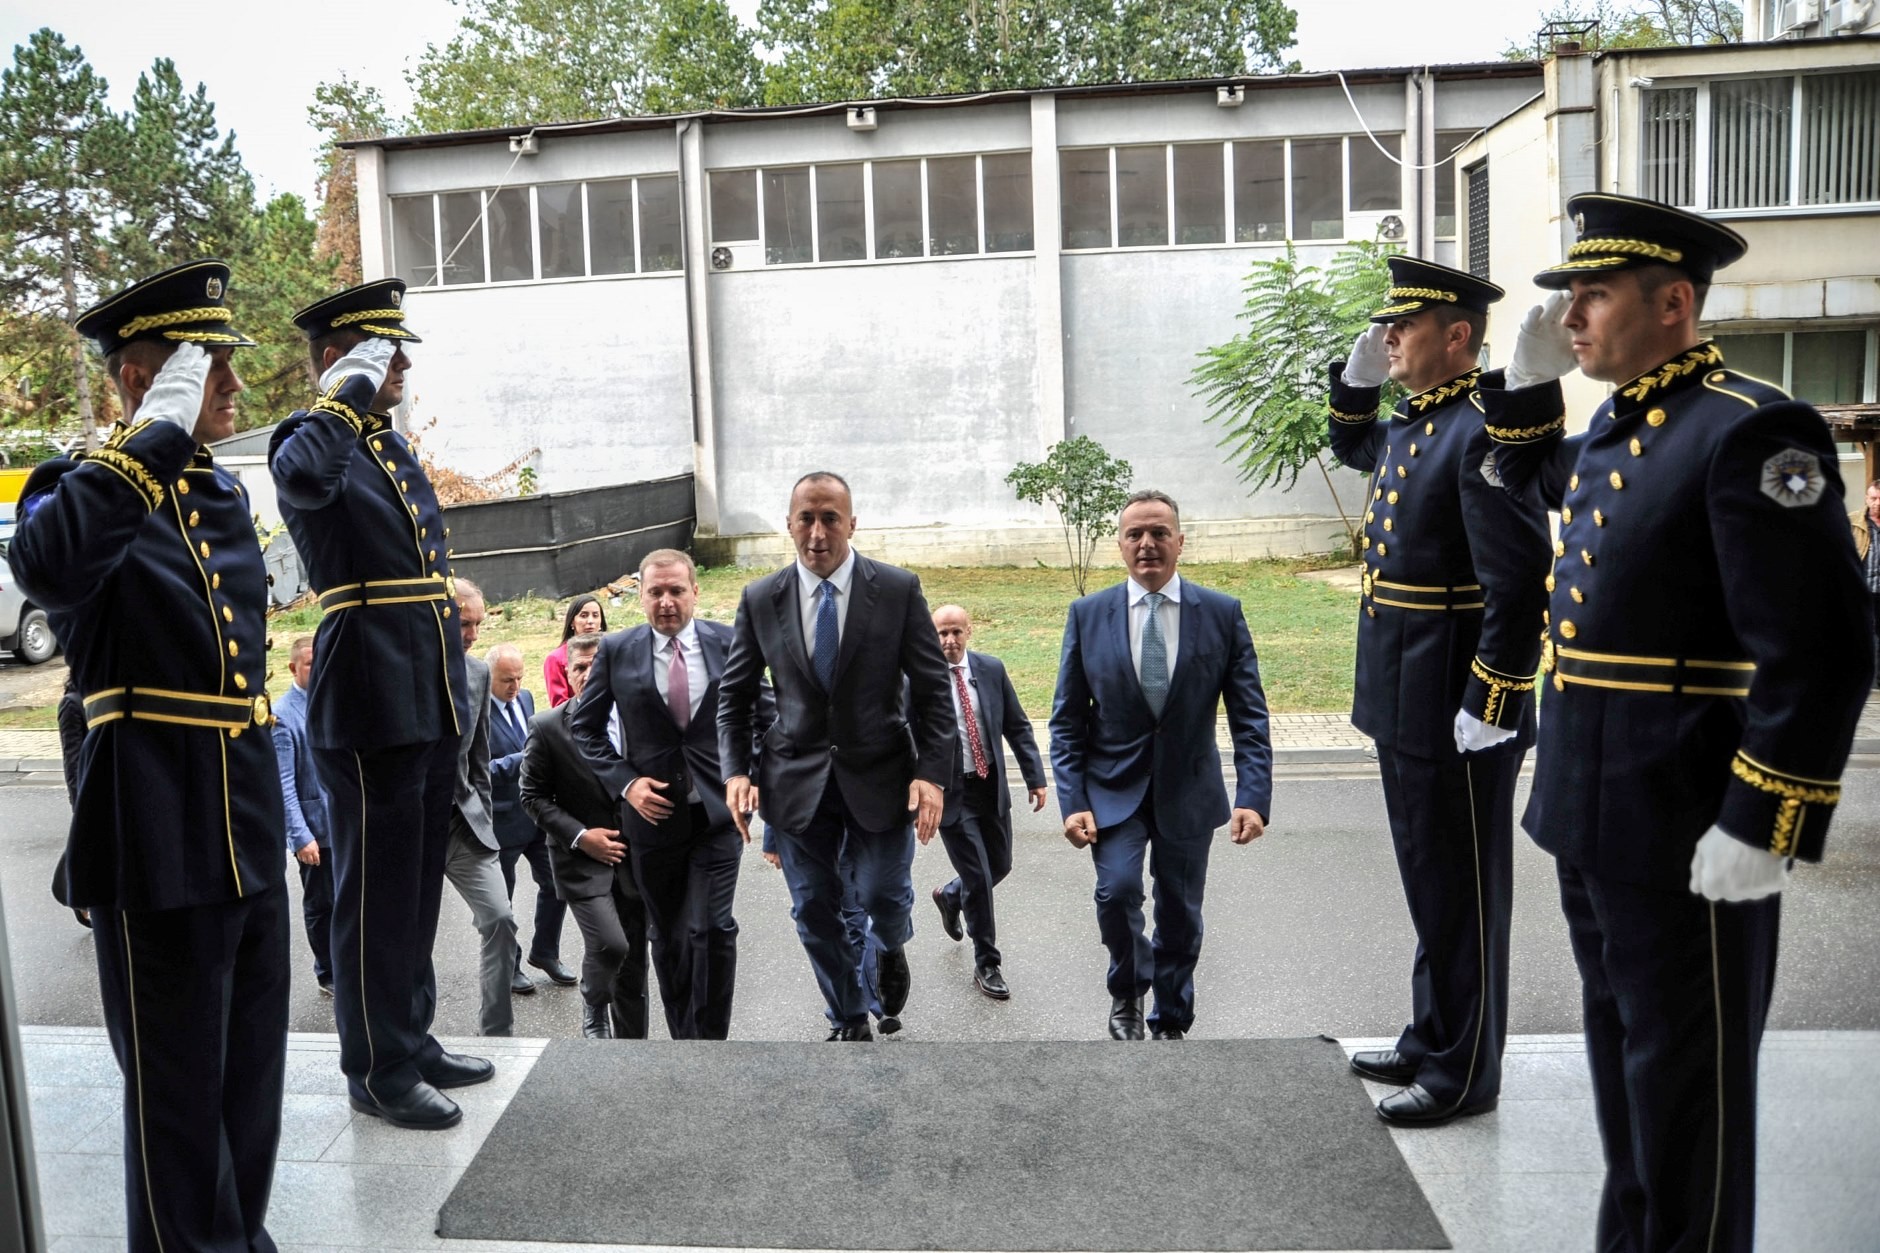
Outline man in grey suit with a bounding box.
[442,578,520,1037]
[718,472,957,1040]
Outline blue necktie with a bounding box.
[813,580,839,690]
[1140,591,1169,717]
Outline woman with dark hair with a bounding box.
[544,594,607,706]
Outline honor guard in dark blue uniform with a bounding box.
[1326,256,1551,1125]
[1479,193,1872,1252]
[10,261,291,1251]
[269,280,485,1131]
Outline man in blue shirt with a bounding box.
[273,635,334,996]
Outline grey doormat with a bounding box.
[437,1037,1450,1250]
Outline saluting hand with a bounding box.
[1063,811,1098,849]
[909,779,942,844]
[576,827,626,865]
[1340,324,1390,389]
[136,341,211,434]
[1505,291,1575,390]
[317,335,398,393]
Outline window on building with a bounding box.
[537,183,585,279]
[1231,140,1285,243]
[1290,138,1344,240]
[1640,69,1880,212]
[588,179,637,275]
[764,166,813,265]
[637,176,682,272]
[983,153,1034,252]
[1172,143,1224,245]
[1114,145,1168,247]
[1712,326,1878,405]
[928,156,979,255]
[486,187,533,282]
[390,197,439,287]
[1348,134,1401,211]
[873,160,924,258]
[1466,159,1490,279]
[1433,130,1476,237]
[817,163,867,262]
[1061,149,1112,248]
[437,191,485,285]
[709,169,759,241]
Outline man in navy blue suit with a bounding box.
[1050,490,1273,1041]
[487,643,572,993]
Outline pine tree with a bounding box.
[309,75,393,286]
[230,193,336,427]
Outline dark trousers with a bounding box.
[316,740,455,1102]
[297,847,332,983]
[839,837,886,1022]
[1374,743,1517,1106]
[1090,799,1211,1032]
[775,777,916,1029]
[1870,592,1880,686]
[937,776,1013,966]
[499,833,567,964]
[564,863,650,1039]
[1558,860,1778,1253]
[631,804,741,1039]
[93,885,290,1253]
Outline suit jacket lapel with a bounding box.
[1109,585,1153,718]
[1171,586,1200,691]
[831,555,877,689]
[771,566,814,682]
[698,620,726,704]
[966,653,994,745]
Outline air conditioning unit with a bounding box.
[1776,0,1823,32]
[707,241,764,272]
[1825,0,1876,32]
[1347,210,1408,243]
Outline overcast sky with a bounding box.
[0,0,1560,205]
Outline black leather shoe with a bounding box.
[932,887,964,942]
[1151,1026,1186,1040]
[349,1081,462,1130]
[877,946,911,1018]
[875,1013,902,1036]
[421,1052,495,1090]
[1350,1048,1418,1085]
[529,955,578,986]
[1108,996,1145,1041]
[824,1023,874,1041]
[582,1002,613,1039]
[1375,1083,1499,1127]
[317,977,335,999]
[510,967,536,995]
[974,963,1010,1000]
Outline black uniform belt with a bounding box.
[1544,643,1756,697]
[1361,572,1485,611]
[84,686,274,731]
[318,576,454,614]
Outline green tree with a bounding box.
[108,58,257,287]
[1006,435,1133,595]
[643,0,764,112]
[1504,0,1741,58]
[229,194,336,428]
[0,28,128,447]
[309,75,395,284]
[1189,240,1397,557]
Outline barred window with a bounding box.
[1466,160,1490,280]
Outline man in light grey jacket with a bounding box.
[444,578,520,1036]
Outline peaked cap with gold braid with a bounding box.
[74,258,257,357]
[1369,254,1504,323]
[292,278,423,343]
[1536,192,1747,289]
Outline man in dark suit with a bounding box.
[574,549,776,1039]
[1051,490,1272,1041]
[718,472,957,1040]
[927,604,1047,1000]
[487,643,573,993]
[525,632,649,1039]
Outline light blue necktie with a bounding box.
[813,580,839,691]
[1140,591,1169,717]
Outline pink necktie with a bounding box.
[954,665,989,779]
[667,636,690,730]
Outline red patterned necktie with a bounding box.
[953,665,988,778]
[668,636,690,730]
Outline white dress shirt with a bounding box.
[795,548,857,662]
[1126,573,1183,683]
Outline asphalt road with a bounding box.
[3,763,1877,1041]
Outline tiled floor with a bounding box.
[23,1027,1880,1252]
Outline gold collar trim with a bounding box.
[1617,342,1723,409]
[1406,370,1482,413]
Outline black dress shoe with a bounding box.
[974,963,1010,1000]
[875,1013,902,1036]
[421,1052,495,1090]
[932,887,964,942]
[1375,1082,1499,1127]
[582,1002,613,1039]
[824,1023,874,1041]
[877,946,911,1017]
[1350,1048,1418,1085]
[529,955,578,986]
[510,967,536,995]
[317,977,335,999]
[349,1081,462,1130]
[1151,1026,1186,1040]
[1108,996,1145,1041]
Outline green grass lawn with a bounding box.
[7,559,1359,730]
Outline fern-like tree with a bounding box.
[1006,435,1133,596]
[1189,239,1399,557]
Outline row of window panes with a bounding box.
[708,154,1035,264]
[1058,133,1475,250]
[1712,328,1876,405]
[389,177,683,288]
[1640,71,1880,211]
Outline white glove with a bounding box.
[134,341,211,434]
[1505,292,1575,390]
[1340,324,1390,389]
[1689,825,1790,902]
[1454,709,1518,754]
[318,335,399,393]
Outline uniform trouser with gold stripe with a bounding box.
[92,885,290,1253]
[1375,743,1517,1107]
[1557,861,1776,1253]
[316,739,458,1102]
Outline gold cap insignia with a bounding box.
[207,277,223,299]
[390,289,402,307]
[1573,211,1586,236]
